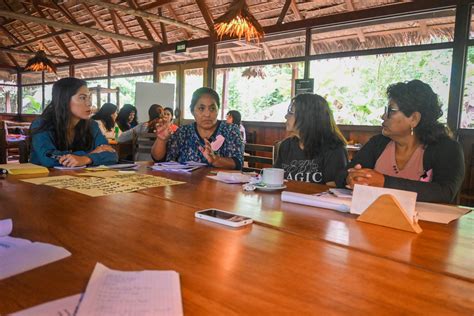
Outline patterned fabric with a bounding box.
[166,121,243,169]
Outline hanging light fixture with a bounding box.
[24,50,57,73]
[214,0,264,42]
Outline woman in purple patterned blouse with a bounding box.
[151,87,244,170]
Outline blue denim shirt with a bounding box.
[30,118,118,167]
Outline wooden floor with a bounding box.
[0,166,473,314]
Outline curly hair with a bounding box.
[293,93,347,159]
[386,79,451,145]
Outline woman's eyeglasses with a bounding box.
[286,104,295,116]
[385,106,400,118]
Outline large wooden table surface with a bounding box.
[1,168,473,314]
[134,168,474,282]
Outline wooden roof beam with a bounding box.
[80,2,122,51]
[277,0,292,25]
[0,10,159,47]
[126,0,160,42]
[138,0,174,11]
[8,26,92,49]
[290,0,302,21]
[158,8,168,44]
[109,9,124,52]
[345,0,366,42]
[164,4,190,40]
[5,53,19,68]
[0,47,69,61]
[113,10,142,50]
[77,0,209,35]
[195,0,215,37]
[32,3,75,59]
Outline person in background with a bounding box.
[151,87,243,169]
[226,110,246,143]
[163,107,179,133]
[91,102,119,140]
[274,93,348,184]
[118,104,162,143]
[336,79,464,203]
[117,104,138,132]
[30,77,118,167]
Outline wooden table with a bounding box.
[0,168,473,314]
[135,168,474,282]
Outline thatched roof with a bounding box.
[0,0,456,79]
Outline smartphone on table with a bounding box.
[195,209,253,227]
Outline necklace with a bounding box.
[392,164,400,174]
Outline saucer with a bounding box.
[254,184,287,191]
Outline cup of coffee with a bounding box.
[261,168,284,187]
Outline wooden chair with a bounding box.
[243,143,275,172]
[134,132,156,161]
[459,143,474,206]
[0,120,30,164]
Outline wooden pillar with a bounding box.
[221,69,229,119]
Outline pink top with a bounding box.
[374,141,432,182]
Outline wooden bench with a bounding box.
[243,143,275,172]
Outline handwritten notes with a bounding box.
[11,294,81,316]
[21,173,184,197]
[76,263,183,316]
[0,219,71,280]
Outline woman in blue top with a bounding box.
[151,87,243,169]
[30,77,118,167]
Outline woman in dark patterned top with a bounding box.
[151,87,243,170]
[274,93,348,184]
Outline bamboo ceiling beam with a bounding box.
[277,0,292,25]
[126,0,158,42]
[5,53,19,68]
[0,10,159,46]
[195,0,215,36]
[139,0,173,11]
[76,0,209,36]
[0,47,69,61]
[109,9,124,52]
[52,2,108,55]
[80,2,122,51]
[8,25,92,49]
[113,10,142,50]
[165,4,190,40]
[158,8,168,44]
[290,0,302,21]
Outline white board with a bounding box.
[134,82,175,123]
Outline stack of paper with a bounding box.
[151,161,206,172]
[0,219,71,280]
[281,191,351,212]
[208,171,252,184]
[0,163,49,175]
[12,263,183,316]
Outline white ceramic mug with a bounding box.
[261,168,284,187]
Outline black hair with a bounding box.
[293,93,347,159]
[117,104,137,132]
[91,102,117,131]
[164,107,174,119]
[386,79,450,145]
[31,77,93,151]
[148,104,162,121]
[189,87,220,114]
[226,110,242,125]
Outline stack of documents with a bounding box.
[12,263,183,316]
[0,219,70,280]
[0,163,49,175]
[208,171,252,183]
[151,161,206,172]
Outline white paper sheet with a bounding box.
[75,263,183,316]
[281,191,351,212]
[208,172,252,184]
[0,218,13,236]
[350,185,417,222]
[0,236,32,255]
[416,202,472,224]
[11,294,81,316]
[0,242,71,280]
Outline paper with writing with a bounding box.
[350,185,417,222]
[76,263,183,316]
[11,294,81,316]
[22,174,184,197]
[281,191,351,212]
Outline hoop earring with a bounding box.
[410,127,414,136]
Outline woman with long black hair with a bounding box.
[274,93,348,184]
[91,102,119,140]
[30,77,118,167]
[116,104,138,132]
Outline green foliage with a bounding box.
[23,95,42,114]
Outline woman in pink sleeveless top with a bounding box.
[335,80,464,203]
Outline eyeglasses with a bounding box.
[385,106,400,118]
[286,104,295,116]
